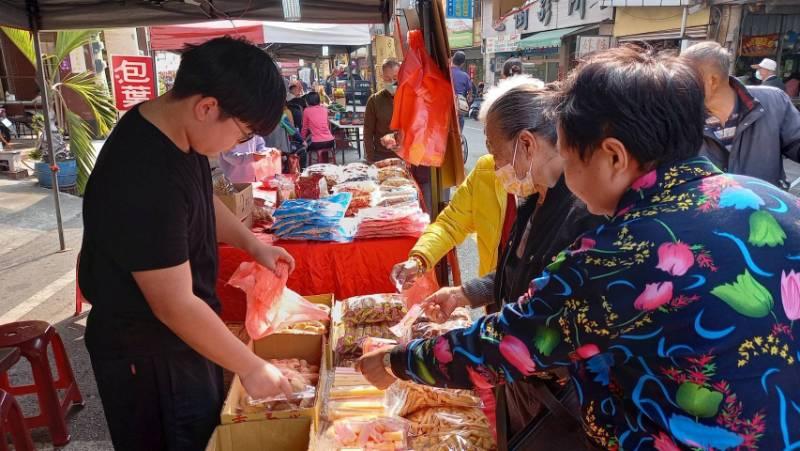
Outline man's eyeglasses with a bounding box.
[233,118,255,144]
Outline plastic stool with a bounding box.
[0,321,84,446]
[0,347,34,451]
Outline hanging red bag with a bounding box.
[390,29,452,167]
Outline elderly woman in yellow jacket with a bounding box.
[391,145,510,287]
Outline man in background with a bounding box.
[450,50,473,130]
[683,42,800,188]
[752,58,786,91]
[363,59,401,163]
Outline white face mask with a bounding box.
[755,70,764,81]
[495,137,538,197]
[385,82,397,95]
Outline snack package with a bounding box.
[405,407,491,437]
[377,166,410,183]
[242,359,319,413]
[227,261,329,339]
[386,381,482,417]
[373,158,406,169]
[320,417,409,450]
[409,429,497,451]
[410,308,473,340]
[389,304,425,339]
[336,322,397,357]
[326,398,388,421]
[341,294,407,326]
[212,170,235,195]
[401,271,439,307]
[296,172,329,199]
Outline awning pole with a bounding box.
[33,30,66,251]
[679,6,688,40]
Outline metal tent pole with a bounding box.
[33,30,66,251]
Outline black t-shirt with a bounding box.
[79,105,219,358]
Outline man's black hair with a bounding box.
[172,36,284,136]
[502,58,523,77]
[452,51,466,67]
[553,45,705,167]
[305,92,321,106]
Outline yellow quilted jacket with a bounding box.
[410,154,507,277]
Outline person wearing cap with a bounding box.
[682,41,800,188]
[753,57,786,91]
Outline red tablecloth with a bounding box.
[217,233,416,321]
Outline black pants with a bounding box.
[89,348,224,451]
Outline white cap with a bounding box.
[752,58,777,72]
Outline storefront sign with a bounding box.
[568,0,586,19]
[528,0,612,34]
[515,10,529,31]
[446,18,475,49]
[740,34,779,57]
[577,36,611,57]
[485,33,521,53]
[111,55,156,111]
[446,0,473,19]
[538,0,553,26]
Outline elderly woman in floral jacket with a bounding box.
[359,46,800,450]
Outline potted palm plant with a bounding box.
[1,28,116,193]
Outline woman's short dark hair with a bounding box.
[553,46,704,167]
[305,92,321,106]
[503,58,523,77]
[172,36,284,136]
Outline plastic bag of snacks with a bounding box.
[410,308,473,340]
[320,416,409,450]
[386,381,482,417]
[296,172,329,199]
[212,170,235,195]
[242,359,319,412]
[342,294,407,326]
[373,158,406,169]
[361,337,398,355]
[409,429,497,451]
[335,323,397,357]
[305,163,342,189]
[405,407,492,437]
[377,166,410,183]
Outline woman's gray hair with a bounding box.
[681,41,731,77]
[479,76,558,145]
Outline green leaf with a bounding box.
[748,210,786,247]
[1,26,36,67]
[533,326,560,357]
[711,270,774,318]
[676,382,723,418]
[64,110,96,194]
[59,72,116,137]
[53,30,97,69]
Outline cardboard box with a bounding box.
[220,328,329,428]
[206,417,311,451]
[217,183,253,220]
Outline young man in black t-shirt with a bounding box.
[79,37,296,450]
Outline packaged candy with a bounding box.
[320,417,409,450]
[336,323,397,357]
[341,294,407,326]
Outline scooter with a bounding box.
[468,95,483,120]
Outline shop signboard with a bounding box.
[526,0,611,34]
[485,32,521,53]
[446,0,473,19]
[577,36,611,57]
[740,34,780,57]
[111,55,156,111]
[446,18,475,49]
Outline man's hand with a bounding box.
[380,133,399,150]
[240,360,294,400]
[251,244,296,273]
[356,348,397,390]
[423,286,469,323]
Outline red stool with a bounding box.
[0,347,34,451]
[0,322,83,447]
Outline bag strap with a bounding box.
[529,383,582,423]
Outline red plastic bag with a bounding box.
[390,30,452,167]
[228,261,329,339]
[402,271,439,308]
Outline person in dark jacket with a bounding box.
[752,57,786,91]
[683,42,800,188]
[396,76,604,449]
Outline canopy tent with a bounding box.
[517,26,584,50]
[0,0,390,31]
[150,20,371,51]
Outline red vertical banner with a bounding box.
[110,55,156,111]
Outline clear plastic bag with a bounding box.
[361,337,399,355]
[386,381,482,417]
[341,294,407,326]
[335,322,397,358]
[405,407,491,437]
[212,170,235,195]
[408,429,497,451]
[319,416,410,450]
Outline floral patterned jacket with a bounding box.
[390,157,800,450]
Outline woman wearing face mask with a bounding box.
[385,76,605,450]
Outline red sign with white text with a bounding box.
[111,55,156,111]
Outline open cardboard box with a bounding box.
[217,183,253,220]
[206,417,311,451]
[221,327,328,429]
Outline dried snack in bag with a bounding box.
[386,381,482,417]
[320,416,409,450]
[336,322,397,357]
[361,337,398,355]
[373,158,406,169]
[212,170,235,195]
[409,429,497,451]
[405,407,491,437]
[341,294,407,326]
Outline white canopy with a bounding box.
[263,21,371,46]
